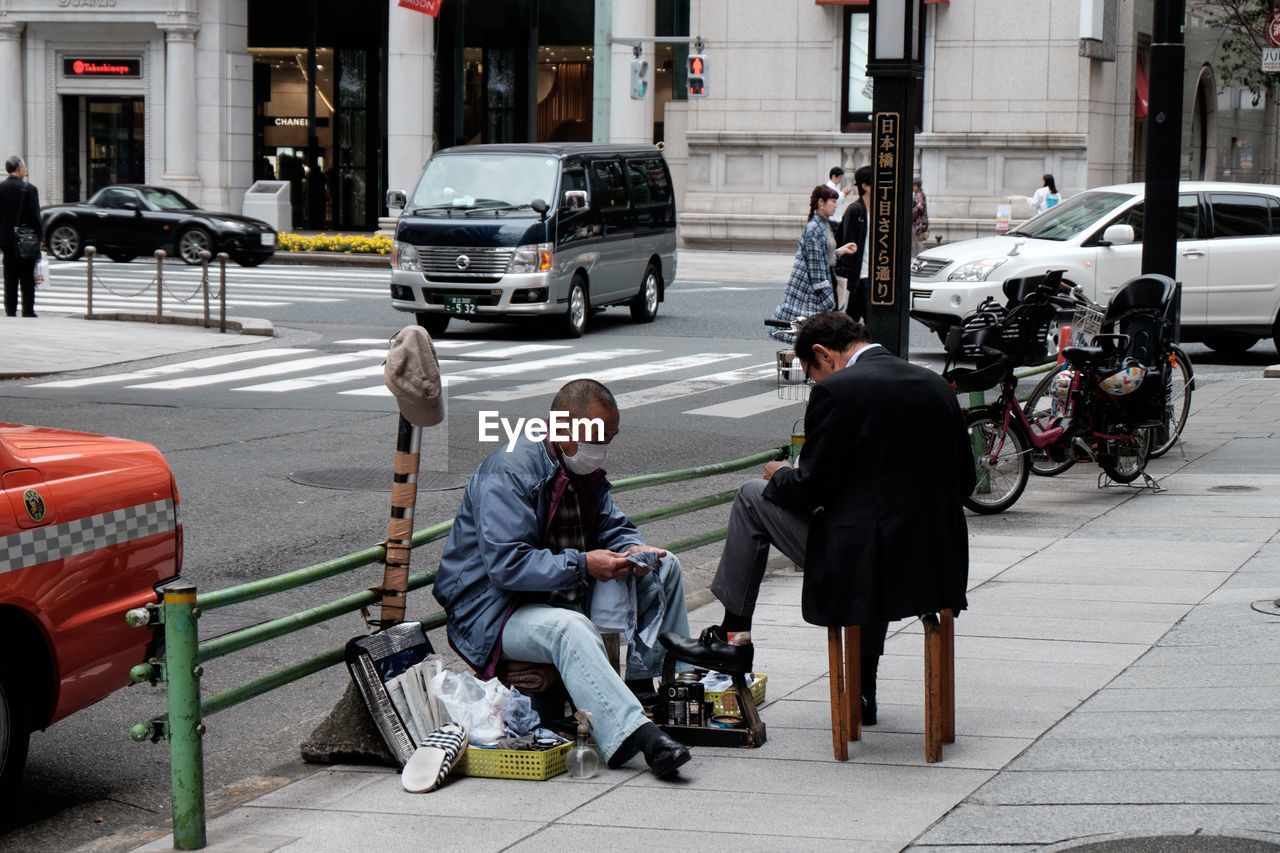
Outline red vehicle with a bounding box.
[0,424,182,796]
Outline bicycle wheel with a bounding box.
[963,407,1031,514]
[1022,368,1076,477]
[1100,428,1152,484]
[1147,345,1193,459]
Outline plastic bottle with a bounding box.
[565,709,600,779]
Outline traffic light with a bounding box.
[630,58,648,100]
[686,53,708,98]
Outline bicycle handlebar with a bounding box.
[763,318,792,328]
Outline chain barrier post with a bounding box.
[154,250,166,323]
[200,250,212,328]
[85,246,96,318]
[217,253,228,333]
[162,581,207,850]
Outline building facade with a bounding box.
[1,0,1272,246]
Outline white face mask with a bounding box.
[562,441,608,475]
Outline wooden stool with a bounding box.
[495,632,625,722]
[827,609,955,762]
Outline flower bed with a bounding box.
[277,232,391,255]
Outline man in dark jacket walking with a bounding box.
[836,166,872,323]
[0,156,43,318]
[662,311,974,725]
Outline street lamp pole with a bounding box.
[1141,0,1186,281]
[866,0,926,360]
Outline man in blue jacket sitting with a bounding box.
[432,378,692,778]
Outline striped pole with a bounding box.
[379,415,422,626]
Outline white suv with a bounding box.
[910,182,1280,353]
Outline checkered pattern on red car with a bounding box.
[1,499,179,575]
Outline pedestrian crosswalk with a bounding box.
[23,337,794,419]
[37,261,388,314]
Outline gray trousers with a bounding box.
[709,478,886,656]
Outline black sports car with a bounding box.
[40,184,277,267]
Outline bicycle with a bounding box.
[944,271,1172,514]
[1022,285,1193,476]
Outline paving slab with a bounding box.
[969,768,1280,806]
[912,803,1280,847]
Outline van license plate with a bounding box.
[260,233,275,247]
[443,296,477,315]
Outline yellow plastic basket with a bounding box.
[456,740,572,781]
[705,673,767,716]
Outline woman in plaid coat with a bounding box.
[771,185,857,341]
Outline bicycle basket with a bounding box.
[775,349,811,401]
[1069,303,1104,346]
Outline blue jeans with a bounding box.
[499,554,689,762]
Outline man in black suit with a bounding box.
[662,312,974,723]
[0,155,43,318]
[836,166,872,323]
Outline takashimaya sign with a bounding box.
[63,58,141,77]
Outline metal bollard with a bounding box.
[85,246,96,318]
[217,253,228,333]
[155,250,166,322]
[200,250,212,328]
[162,581,207,850]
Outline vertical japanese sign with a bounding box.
[399,0,442,16]
[870,112,900,307]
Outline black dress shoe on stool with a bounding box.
[861,696,877,727]
[659,626,753,674]
[644,731,691,779]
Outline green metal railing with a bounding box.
[126,446,786,850]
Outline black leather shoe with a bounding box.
[659,626,753,674]
[862,696,877,727]
[644,731,691,779]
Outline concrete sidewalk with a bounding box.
[115,378,1280,852]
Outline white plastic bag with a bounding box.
[34,255,49,288]
[429,669,510,745]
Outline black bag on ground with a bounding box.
[345,621,437,767]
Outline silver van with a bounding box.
[387,143,677,338]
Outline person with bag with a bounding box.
[770,185,857,342]
[1020,173,1060,216]
[0,156,43,318]
[837,166,872,324]
[432,378,693,779]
